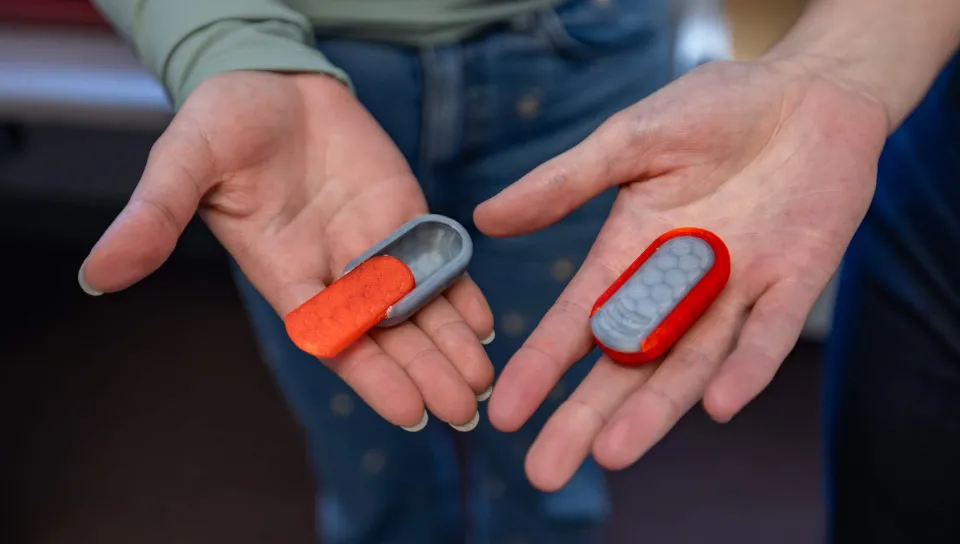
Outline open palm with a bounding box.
[80,71,494,430]
[476,60,888,490]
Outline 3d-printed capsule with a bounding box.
[285,214,473,358]
[590,227,730,365]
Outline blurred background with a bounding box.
[0,1,826,542]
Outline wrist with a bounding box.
[292,70,358,106]
[759,49,893,135]
[757,0,960,133]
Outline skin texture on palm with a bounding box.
[477,60,887,491]
[480,0,960,494]
[77,0,959,494]
[78,71,495,432]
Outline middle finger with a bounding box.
[591,292,746,470]
[488,256,616,432]
[525,355,659,491]
[370,322,479,429]
[413,290,495,398]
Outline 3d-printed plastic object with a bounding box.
[285,214,473,358]
[590,227,730,365]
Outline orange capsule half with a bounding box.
[284,255,416,359]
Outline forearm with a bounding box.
[92,0,350,109]
[763,0,960,131]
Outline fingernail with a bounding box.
[481,330,495,345]
[476,386,493,402]
[77,260,102,296]
[401,411,428,432]
[450,411,480,432]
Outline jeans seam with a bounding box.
[418,45,465,210]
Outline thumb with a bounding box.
[78,125,217,295]
[473,114,653,237]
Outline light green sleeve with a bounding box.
[91,0,352,110]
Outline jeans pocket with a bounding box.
[536,0,671,60]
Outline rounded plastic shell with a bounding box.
[283,214,473,359]
[589,227,730,365]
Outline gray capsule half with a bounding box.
[590,236,715,354]
[341,214,473,328]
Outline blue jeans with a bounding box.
[232,1,673,542]
[825,54,960,542]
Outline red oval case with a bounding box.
[589,227,730,365]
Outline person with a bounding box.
[471,1,960,542]
[81,0,960,543]
[85,0,674,542]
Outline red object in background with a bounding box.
[0,0,105,26]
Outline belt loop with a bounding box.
[418,45,464,202]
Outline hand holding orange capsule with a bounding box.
[77,73,495,433]
[284,215,474,359]
[282,214,491,433]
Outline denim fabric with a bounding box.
[825,54,960,543]
[232,0,673,542]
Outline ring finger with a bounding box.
[370,321,479,429]
[524,355,659,491]
[412,294,494,400]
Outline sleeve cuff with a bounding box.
[166,19,352,109]
[92,0,351,110]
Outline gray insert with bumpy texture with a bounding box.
[342,214,473,327]
[591,236,715,353]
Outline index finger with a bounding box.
[488,257,615,432]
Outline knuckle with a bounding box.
[564,396,610,428]
[641,383,686,421]
[550,297,591,324]
[542,166,571,194]
[129,198,183,240]
[517,344,566,376]
[149,125,217,192]
[670,344,714,369]
[403,346,443,372]
[463,367,494,393]
[602,110,644,147]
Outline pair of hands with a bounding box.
[79,58,888,491]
